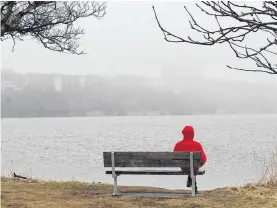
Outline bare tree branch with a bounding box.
[153,2,277,75]
[1,1,107,54]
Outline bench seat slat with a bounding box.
[105,170,205,175]
[104,152,201,160]
[103,152,203,168]
[104,159,202,167]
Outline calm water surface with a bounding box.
[1,115,277,190]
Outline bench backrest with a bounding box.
[103,152,202,168]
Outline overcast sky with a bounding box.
[1,1,276,86]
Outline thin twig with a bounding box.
[152,2,277,74]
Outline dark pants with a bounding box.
[187,175,198,192]
[181,167,198,193]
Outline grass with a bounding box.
[2,149,277,208]
[1,177,277,208]
[258,148,277,187]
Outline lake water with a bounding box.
[1,115,277,190]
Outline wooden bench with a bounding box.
[103,151,205,197]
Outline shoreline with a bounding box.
[2,177,276,208]
[2,113,277,119]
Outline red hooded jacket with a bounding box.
[174,126,207,165]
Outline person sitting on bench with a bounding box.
[173,126,207,193]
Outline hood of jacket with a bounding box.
[182,126,194,141]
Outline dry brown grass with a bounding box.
[1,177,277,208]
[258,148,277,187]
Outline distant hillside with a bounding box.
[2,69,277,118]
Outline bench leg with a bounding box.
[189,152,197,197]
[111,152,120,196]
[112,175,120,196]
[191,175,196,197]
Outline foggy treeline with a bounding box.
[2,69,277,118]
